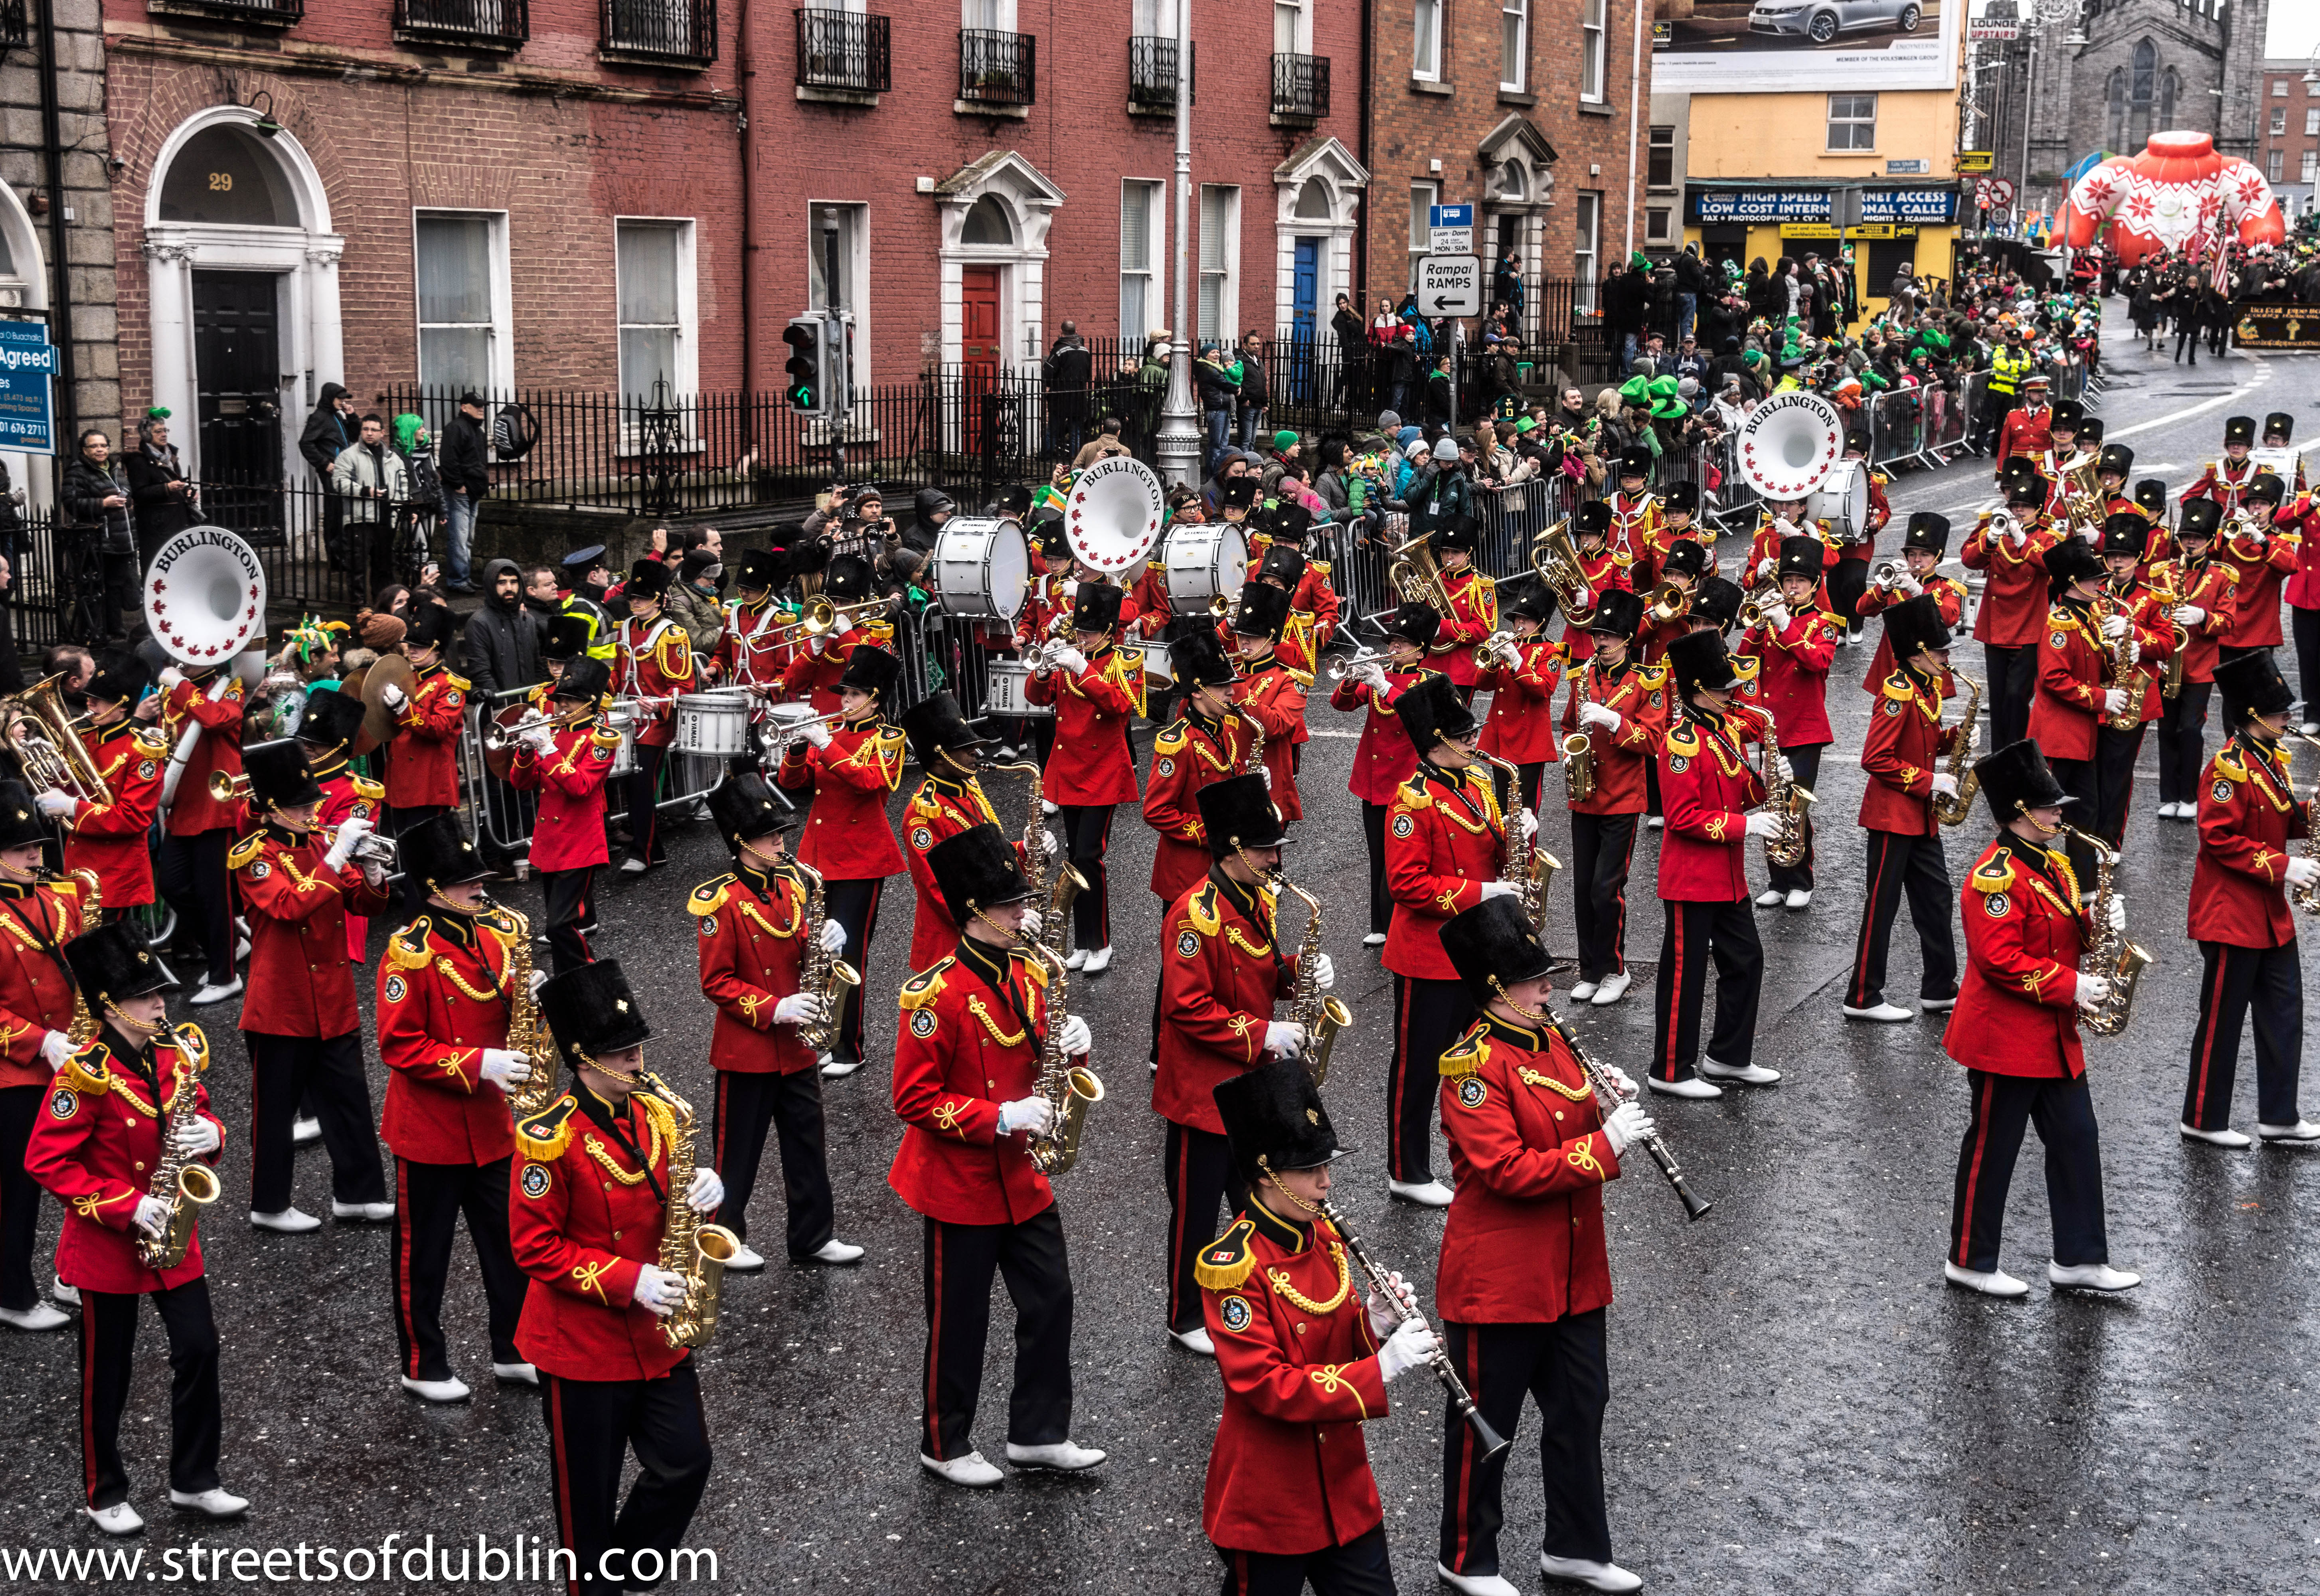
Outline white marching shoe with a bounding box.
[1589,972,1632,1006]
[1699,1057,1781,1085]
[2179,1122,2252,1149]
[819,1056,864,1079]
[188,977,242,1007]
[1645,1075,1721,1100]
[86,1501,143,1535]
[1362,930,1387,948]
[2259,1120,2320,1143]
[169,1488,249,1519]
[619,856,650,873]
[400,1375,472,1404]
[1645,815,1664,830]
[1539,1553,1644,1593]
[1389,1178,1455,1207]
[52,1276,79,1307]
[811,1238,866,1265]
[1752,889,1784,908]
[723,1242,767,1272]
[1919,994,1958,1013]
[492,1362,540,1385]
[1064,949,1089,971]
[2156,801,2182,820]
[332,1200,397,1222]
[1170,1325,1217,1356]
[291,1115,322,1146]
[1842,1001,1913,1023]
[1784,889,1812,911]
[920,1450,1005,1489]
[249,1207,321,1234]
[1437,1564,1522,1596]
[1943,1262,2030,1299]
[1006,1440,1106,1472]
[2049,1261,2141,1294]
[1566,980,1600,1003]
[1081,946,1113,974]
[0,1302,71,1331]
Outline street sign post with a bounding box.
[0,321,57,455]
[1415,254,1483,318]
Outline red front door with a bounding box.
[962,266,1003,457]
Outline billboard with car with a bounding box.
[1653,0,1962,93]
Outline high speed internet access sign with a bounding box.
[1417,254,1482,318]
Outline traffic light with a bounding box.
[783,316,827,415]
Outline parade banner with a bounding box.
[2233,304,2320,349]
[1652,0,1961,93]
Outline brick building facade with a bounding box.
[2259,59,2320,219]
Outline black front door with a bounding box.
[191,271,285,541]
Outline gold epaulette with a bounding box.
[446,672,473,693]
[1728,656,1761,685]
[1439,1026,1488,1079]
[1476,573,1498,589]
[351,774,385,801]
[1309,559,1332,576]
[1638,660,1672,689]
[1394,771,1433,812]
[1154,719,1191,757]
[1109,648,1149,717]
[58,1045,109,1096]
[1018,950,1051,990]
[908,785,945,823]
[130,727,170,757]
[386,921,435,971]
[591,725,623,749]
[171,1022,211,1074]
[899,958,952,1010]
[1970,849,2016,893]
[225,833,266,871]
[690,874,736,915]
[1881,671,1916,701]
[1193,1218,1257,1290]
[1611,551,1635,568]
[1871,468,1891,486]
[1663,719,1702,756]
[2213,749,2249,784]
[1184,881,1222,937]
[515,1096,577,1162]
[1284,664,1315,688]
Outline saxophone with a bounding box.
[134,1030,221,1271]
[2097,589,2147,732]
[1760,737,1817,869]
[2152,557,2190,700]
[2052,822,2150,1038]
[2282,733,2320,916]
[492,902,559,1118]
[1562,662,1598,804]
[644,1073,742,1349]
[1022,936,1103,1175]
[792,858,862,1054]
[992,758,1085,960]
[1270,873,1352,1085]
[1482,752,1560,937]
[1931,674,1984,829]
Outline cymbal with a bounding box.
[356,653,417,755]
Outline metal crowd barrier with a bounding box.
[453,686,729,861]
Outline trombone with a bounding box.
[765,704,858,743]
[482,701,597,752]
[766,595,892,640]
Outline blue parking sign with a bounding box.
[0,321,58,454]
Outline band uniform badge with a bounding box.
[520,1163,552,1199]
[383,975,408,1003]
[1456,1077,1488,1109]
[1218,1295,1253,1334]
[909,1010,937,1038]
[1176,930,1201,958]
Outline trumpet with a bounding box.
[764,703,856,743]
[1738,591,1781,630]
[766,595,891,640]
[1474,630,1523,673]
[1869,560,1905,590]
[1643,580,1690,626]
[1327,646,1391,683]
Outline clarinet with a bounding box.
[1318,1199,1510,1464]
[1543,1009,1713,1222]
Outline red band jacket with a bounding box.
[1857,575,1967,692]
[1153,871,1295,1134]
[2180,455,2274,514]
[1559,656,1671,817]
[1026,644,1145,807]
[717,596,798,690]
[509,715,619,873]
[1385,763,1508,982]
[1560,549,1634,665]
[889,937,1075,1226]
[1434,1014,1618,1324]
[2162,554,2239,685]
[1608,492,1664,580]
[2216,517,2300,650]
[1432,569,1498,688]
[231,824,393,1037]
[1962,512,2063,648]
[1144,711,1255,903]
[1476,636,1564,766]
[27,1027,223,1295]
[1234,664,1309,821]
[904,771,1008,970]
[615,616,698,749]
[159,675,245,838]
[2190,737,2309,949]
[1198,1198,1391,1557]
[1331,668,1436,806]
[376,911,519,1166]
[0,877,93,1089]
[1124,566,1174,642]
[777,718,908,881]
[1656,706,1772,903]
[1012,571,1072,652]
[383,664,468,809]
[1740,602,1840,749]
[778,639,850,717]
[1858,668,1966,836]
[694,863,815,1075]
[1944,839,2092,1080]
[66,721,169,909]
[2027,602,2110,763]
[313,757,385,965]
[510,1086,691,1381]
[1739,516,1837,600]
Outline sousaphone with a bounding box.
[1062,456,1168,575]
[143,529,268,814]
[1735,391,1846,501]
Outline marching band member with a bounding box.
[514,959,722,1590]
[1943,739,2139,1298]
[1475,583,1563,815]
[1153,774,1318,1353]
[2180,652,2320,1148]
[508,657,618,973]
[899,691,1022,972]
[1561,503,1634,673]
[2093,443,2138,522]
[780,553,878,720]
[374,815,534,1401]
[1435,896,1648,1596]
[1384,677,1524,1205]
[55,658,167,924]
[1739,535,1842,911]
[1025,584,1144,975]
[893,824,1101,1486]
[2134,478,2176,569]
[1842,596,1969,1024]
[2263,411,2309,494]
[2030,538,2129,889]
[1992,370,2053,479]
[376,604,467,914]
[1249,502,1340,670]
[154,657,246,1007]
[1739,496,1836,601]
[2033,399,2088,524]
[2180,414,2271,515]
[1227,582,1308,818]
[613,559,698,874]
[2214,473,2299,665]
[1855,514,1964,692]
[295,688,383,964]
[27,924,243,1533]
[1009,524,1076,764]
[2091,513,2178,848]
[695,772,863,1266]
[1827,429,1888,642]
[2154,499,2237,821]
[1431,515,1500,699]
[1659,480,1711,558]
[1634,541,1705,666]
[1333,602,1444,946]
[1607,450,1664,586]
[775,644,906,1077]
[715,547,793,693]
[1561,590,1664,1008]
[1963,464,2063,750]
[1198,1058,1436,1595]
[233,741,393,1232]
[1145,633,1253,937]
[1650,631,1780,1100]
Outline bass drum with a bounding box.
[984,659,1052,719]
[675,688,752,757]
[1157,522,1247,608]
[1807,460,1871,542]
[932,516,1030,621]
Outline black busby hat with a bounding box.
[733,547,784,592]
[927,822,1033,926]
[2264,412,2294,443]
[1265,501,1316,543]
[542,610,595,662]
[537,958,654,1071]
[554,656,611,703]
[2134,479,2171,521]
[296,687,366,754]
[1384,601,1443,649]
[0,780,44,850]
[2078,417,2106,446]
[2245,472,2285,507]
[83,653,150,709]
[1505,581,1555,627]
[2225,415,2257,448]
[1396,674,1479,753]
[1616,447,1653,481]
[2048,399,2084,431]
[2178,497,2224,541]
[1691,575,1743,631]
[1213,1057,1344,1183]
[897,690,991,768]
[1433,513,1481,553]
[65,922,176,1007]
[2100,512,2150,559]
[242,740,323,810]
[2097,444,2134,479]
[1902,511,1950,554]
[1662,481,1700,515]
[2044,536,2106,597]
[1884,593,1952,662]
[624,559,675,600]
[1668,629,1741,696]
[838,642,901,700]
[1220,477,1259,512]
[398,811,491,893]
[1439,895,1554,1004]
[1775,534,1825,581]
[1034,516,1072,561]
[1660,540,1709,580]
[1232,581,1293,640]
[1169,629,1239,689]
[1257,543,1308,591]
[2213,649,2296,723]
[996,483,1036,519]
[2003,468,2047,507]
[1196,771,1291,858]
[1587,587,1646,640]
[405,602,457,652]
[1574,501,1613,539]
[823,553,874,602]
[1976,737,2073,822]
[1069,581,1125,635]
[706,770,794,845]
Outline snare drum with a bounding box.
[932,516,1030,621]
[1808,460,1871,542]
[675,688,751,757]
[605,701,642,777]
[985,659,1051,718]
[1157,523,1247,608]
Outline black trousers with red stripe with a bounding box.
[2156,681,2212,806]
[79,1280,221,1509]
[2183,939,2304,1132]
[1984,643,2037,751]
[1162,1120,1249,1333]
[1213,1523,1395,1596]
[1390,976,1477,1183]
[1362,802,1391,938]
[0,1083,41,1311]
[711,1068,834,1259]
[1948,1069,2109,1274]
[918,1207,1073,1461]
[541,1360,710,1596]
[1057,804,1115,952]
[1652,900,1763,1081]
[1845,829,1958,1009]
[821,877,884,1065]
[391,1156,526,1383]
[1765,742,1824,895]
[1437,1314,1612,1578]
[621,744,670,868]
[245,1029,386,1214]
[1568,811,1638,985]
[542,865,597,974]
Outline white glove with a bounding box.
[1899,575,1925,597]
[133,1195,172,1238]
[997,1096,1057,1136]
[2074,974,2112,1011]
[1364,1269,1417,1337]
[832,613,856,637]
[480,1049,532,1091]
[801,720,833,749]
[632,1264,686,1316]
[1756,555,1777,579]
[808,632,828,656]
[773,992,826,1027]
[1376,1314,1439,1384]
[530,968,550,998]
[1775,754,1795,782]
[1478,881,1522,901]
[522,723,556,753]
[34,789,74,818]
[2077,524,2099,544]
[2246,526,2269,546]
[1517,808,1539,845]
[170,1116,221,1158]
[1020,904,1044,940]
[40,1030,73,1069]
[1051,647,1088,676]
[2102,688,2130,716]
[1041,830,1061,861]
[687,1167,725,1214]
[1259,764,1273,790]
[361,862,388,888]
[1057,1015,1092,1057]
[2100,613,2130,642]
[1311,954,1335,990]
[1358,662,1390,693]
[322,815,373,871]
[1577,701,1621,732]
[157,666,184,691]
[2007,523,2028,548]
[2122,638,2140,666]
[819,917,848,954]
[1602,1100,1656,1157]
[1930,772,1960,799]
[1609,1065,1639,1100]
[2172,604,2206,626]
[1061,579,1080,600]
[2106,892,2128,936]
[1743,811,1782,838]
[1263,1020,1307,1059]
[2284,857,2320,889]
[1762,602,1791,630]
[381,683,409,711]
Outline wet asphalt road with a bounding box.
[7,321,2320,1594]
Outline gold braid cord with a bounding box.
[1265,1244,1353,1315]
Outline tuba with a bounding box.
[144,527,267,816]
[1931,674,1984,828]
[644,1073,742,1349]
[1271,872,1352,1085]
[2,675,109,804]
[1386,529,1459,626]
[1735,391,1845,501]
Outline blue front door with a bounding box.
[1290,236,1321,401]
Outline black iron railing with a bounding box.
[0,0,26,53]
[1126,35,1191,108]
[148,0,302,25]
[395,0,529,48]
[795,7,889,91]
[601,0,717,64]
[958,27,1034,107]
[1270,52,1328,122]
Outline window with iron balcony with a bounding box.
[797,8,891,93]
[147,0,303,28]
[958,27,1036,107]
[1271,52,1328,125]
[602,0,718,67]
[1128,36,1194,112]
[395,0,529,50]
